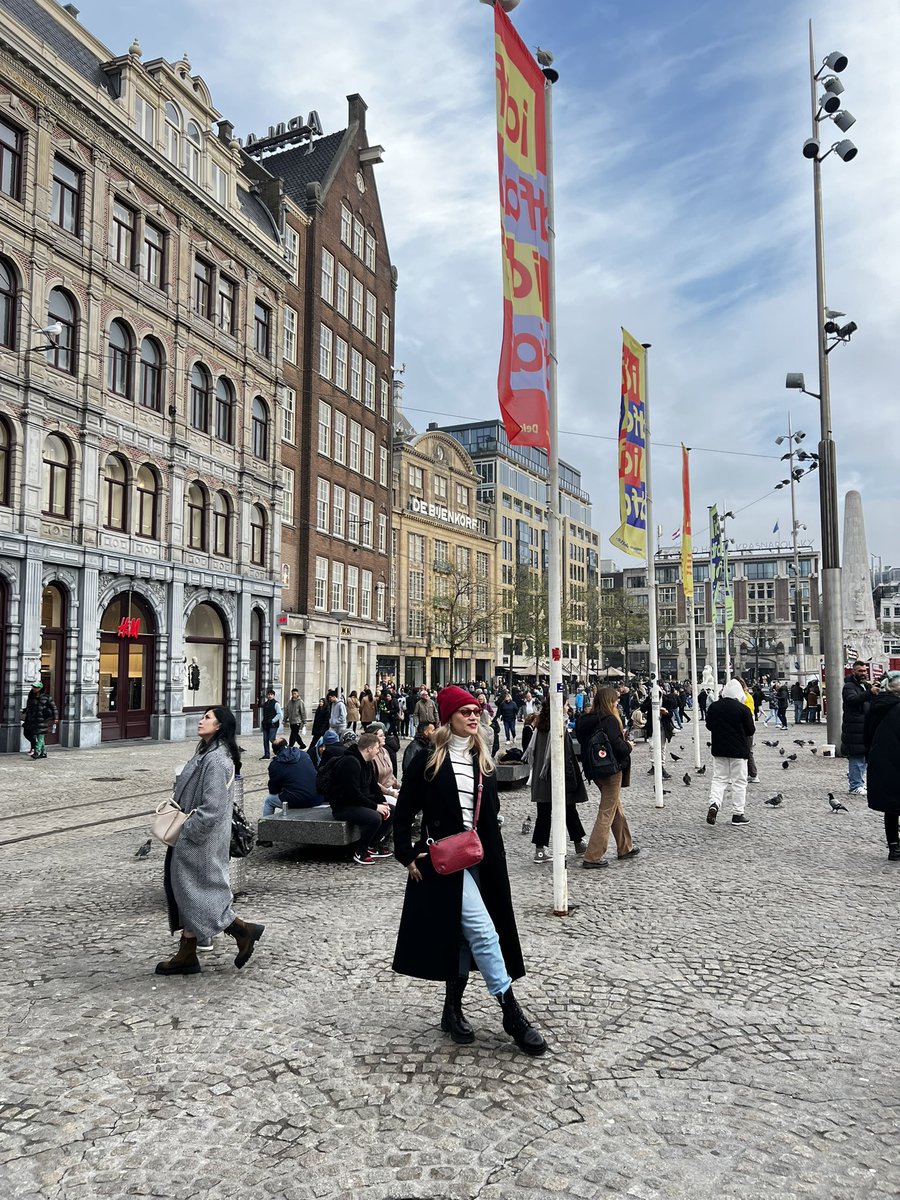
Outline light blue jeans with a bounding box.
[848,757,867,792]
[262,793,283,816]
[460,868,512,996]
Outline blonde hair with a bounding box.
[425,723,495,780]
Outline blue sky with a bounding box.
[82,0,899,569]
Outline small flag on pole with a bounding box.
[671,528,680,541]
[772,521,780,534]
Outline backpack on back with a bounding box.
[584,726,620,781]
[316,749,344,800]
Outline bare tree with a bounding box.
[429,561,501,682]
[601,587,650,674]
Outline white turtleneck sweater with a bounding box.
[447,732,476,830]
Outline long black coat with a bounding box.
[863,692,900,814]
[841,677,872,758]
[392,750,525,984]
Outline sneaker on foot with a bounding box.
[574,840,587,855]
[747,776,760,785]
[849,788,866,796]
[353,851,377,865]
[706,804,719,825]
[731,813,751,826]
[581,858,609,869]
[618,847,641,860]
[533,847,550,864]
[366,846,393,860]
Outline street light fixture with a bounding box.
[774,418,813,685]
[784,27,859,747]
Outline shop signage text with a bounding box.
[407,496,479,530]
[117,617,141,638]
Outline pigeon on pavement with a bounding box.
[828,793,848,812]
[779,747,786,756]
[682,772,691,786]
[521,816,532,835]
[671,752,681,761]
[696,764,707,775]
[764,794,784,806]
[764,740,779,748]
[810,748,818,755]
[782,761,790,770]
[787,753,798,761]
[134,839,152,859]
[794,739,807,747]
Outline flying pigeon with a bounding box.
[682,772,691,786]
[828,794,848,812]
[764,794,783,807]
[134,839,152,859]
[782,761,790,770]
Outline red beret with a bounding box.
[437,686,479,726]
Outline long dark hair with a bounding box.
[592,687,624,731]
[200,705,244,773]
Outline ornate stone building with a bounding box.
[0,0,290,748]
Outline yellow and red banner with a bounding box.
[609,329,647,559]
[681,444,693,599]
[493,4,550,448]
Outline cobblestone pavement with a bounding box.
[1,724,898,1199]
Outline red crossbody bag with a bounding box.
[426,778,484,875]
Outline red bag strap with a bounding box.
[473,773,483,825]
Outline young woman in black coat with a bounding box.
[306,698,329,761]
[863,671,900,861]
[577,687,639,869]
[393,686,547,1056]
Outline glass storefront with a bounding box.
[98,593,156,740]
[40,583,67,744]
[184,603,227,711]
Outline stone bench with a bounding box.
[494,760,530,789]
[257,806,361,848]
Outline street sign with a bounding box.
[340,625,352,637]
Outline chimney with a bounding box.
[63,4,80,16]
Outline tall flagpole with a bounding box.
[682,447,702,771]
[707,506,719,694]
[643,345,664,809]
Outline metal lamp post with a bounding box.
[786,21,858,749]
[775,416,817,686]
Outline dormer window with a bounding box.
[184,121,202,182]
[164,102,180,165]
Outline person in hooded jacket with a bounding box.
[262,738,325,815]
[863,670,900,861]
[704,679,756,827]
[393,686,547,1056]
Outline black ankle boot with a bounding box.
[888,843,900,861]
[224,917,265,968]
[440,976,475,1044]
[498,986,547,1056]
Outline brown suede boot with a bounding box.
[155,935,201,976]
[224,917,265,968]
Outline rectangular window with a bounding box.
[477,551,489,579]
[349,420,361,472]
[745,561,777,580]
[284,306,298,363]
[0,119,22,201]
[361,569,372,619]
[340,204,352,246]
[334,337,348,390]
[381,312,390,354]
[321,247,334,304]
[336,264,349,317]
[318,401,331,455]
[211,161,227,206]
[365,231,376,272]
[316,478,330,532]
[348,491,360,542]
[284,226,300,281]
[380,378,390,421]
[333,411,346,464]
[282,467,294,523]
[217,275,236,333]
[353,218,364,259]
[363,499,374,549]
[315,558,328,610]
[365,291,377,341]
[52,157,80,234]
[135,95,155,144]
[376,582,385,623]
[363,430,374,478]
[408,568,425,604]
[409,532,425,564]
[364,360,376,410]
[332,485,345,538]
[113,201,137,270]
[434,540,449,569]
[282,387,296,444]
[379,445,389,487]
[346,565,359,616]
[351,278,363,329]
[434,475,448,501]
[456,484,469,508]
[319,324,333,378]
[254,301,271,357]
[192,256,213,317]
[331,561,344,611]
[350,350,362,401]
[377,511,387,554]
[143,221,166,289]
[456,545,470,574]
[408,465,423,490]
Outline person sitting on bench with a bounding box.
[326,731,393,866]
[263,737,325,816]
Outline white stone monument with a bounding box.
[841,489,884,668]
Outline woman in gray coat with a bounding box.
[156,707,265,976]
[523,703,587,863]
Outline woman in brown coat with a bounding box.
[359,689,377,728]
[576,687,639,869]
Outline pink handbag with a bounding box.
[427,781,484,875]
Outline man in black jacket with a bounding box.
[262,739,324,815]
[705,679,756,827]
[328,732,393,865]
[842,662,877,795]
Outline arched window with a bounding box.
[189,363,211,432]
[0,257,16,349]
[251,397,268,460]
[214,378,234,444]
[184,120,202,182]
[139,337,163,411]
[186,481,207,550]
[42,433,72,517]
[107,319,132,397]
[212,490,231,556]
[164,102,180,165]
[0,415,10,506]
[250,503,266,565]
[184,602,226,709]
[47,288,77,374]
[102,453,128,531]
[136,464,159,539]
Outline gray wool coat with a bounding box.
[165,743,235,942]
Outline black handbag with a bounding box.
[230,799,255,858]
